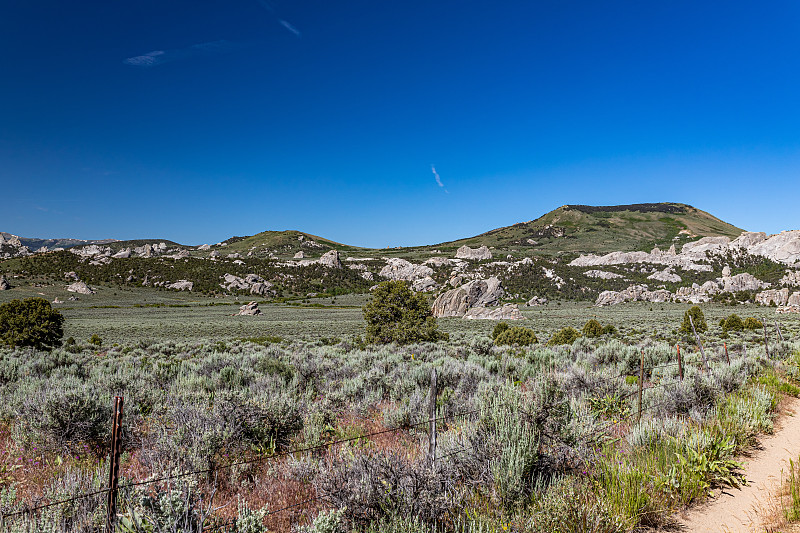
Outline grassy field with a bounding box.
[1,283,791,345]
[2,283,800,532]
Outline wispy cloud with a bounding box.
[431,165,448,193]
[123,40,242,68]
[279,19,301,37]
[255,0,301,37]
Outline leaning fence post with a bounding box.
[107,396,124,533]
[677,344,683,381]
[763,323,771,358]
[776,321,785,343]
[637,349,644,423]
[689,315,709,373]
[428,368,437,464]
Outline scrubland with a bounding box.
[0,293,799,531]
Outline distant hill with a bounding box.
[3,202,745,260]
[427,203,744,255]
[0,232,118,253]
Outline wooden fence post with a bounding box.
[637,349,644,424]
[724,342,730,365]
[677,344,683,381]
[107,396,124,533]
[776,321,785,343]
[428,368,437,464]
[689,315,709,373]
[763,323,771,358]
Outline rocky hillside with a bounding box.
[4,203,800,314]
[429,203,744,255]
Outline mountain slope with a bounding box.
[430,203,744,255]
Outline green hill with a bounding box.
[428,203,744,256]
[212,230,367,259]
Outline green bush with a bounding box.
[0,297,64,350]
[582,319,604,338]
[547,327,581,346]
[363,281,448,344]
[494,326,538,346]
[679,306,707,335]
[603,324,618,335]
[743,317,763,330]
[88,334,103,347]
[721,314,744,333]
[491,321,510,340]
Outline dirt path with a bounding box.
[678,397,800,533]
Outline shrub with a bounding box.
[18,384,111,455]
[743,317,763,330]
[494,326,538,346]
[582,319,604,338]
[491,321,510,340]
[547,327,581,346]
[363,281,448,344]
[721,314,744,333]
[0,297,64,350]
[679,306,707,335]
[88,334,103,347]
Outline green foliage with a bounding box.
[603,324,618,335]
[0,297,64,350]
[583,319,616,338]
[720,314,744,333]
[582,319,604,338]
[491,321,510,340]
[363,281,447,345]
[744,316,763,330]
[547,326,581,346]
[587,394,629,419]
[662,436,742,499]
[679,306,707,335]
[494,326,538,346]
[88,334,103,347]
[784,457,800,522]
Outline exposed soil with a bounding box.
[678,397,800,533]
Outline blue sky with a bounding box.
[2,1,799,247]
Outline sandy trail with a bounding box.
[678,396,800,533]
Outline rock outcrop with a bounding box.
[112,248,131,258]
[647,268,682,283]
[0,275,10,290]
[220,273,275,296]
[423,257,451,268]
[781,271,800,287]
[756,289,791,306]
[584,270,624,279]
[167,280,194,291]
[318,250,342,269]
[67,281,95,295]
[572,231,800,271]
[411,276,438,292]
[464,304,525,320]
[526,296,548,306]
[455,245,492,261]
[294,251,305,259]
[595,285,672,306]
[432,277,504,317]
[237,302,261,316]
[718,272,769,293]
[379,258,434,282]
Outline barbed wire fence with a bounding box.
[0,331,786,532]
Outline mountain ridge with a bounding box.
[2,202,747,259]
